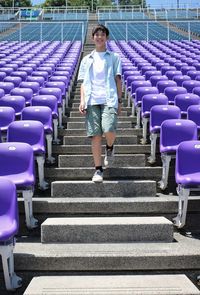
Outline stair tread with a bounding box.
[23,274,200,295]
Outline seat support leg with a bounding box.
[36,156,49,190]
[173,185,190,228]
[0,241,22,291]
[141,117,148,144]
[22,189,38,229]
[53,118,60,144]
[148,133,158,164]
[158,153,171,190]
[46,134,55,164]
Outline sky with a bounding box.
[31,0,200,8]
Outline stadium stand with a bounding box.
[1,4,200,294]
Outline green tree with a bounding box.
[0,0,31,7]
[43,0,66,7]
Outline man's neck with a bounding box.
[95,46,106,52]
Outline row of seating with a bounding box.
[0,40,82,291]
[0,23,86,42]
[106,22,186,41]
[108,39,200,229]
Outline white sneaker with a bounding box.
[104,146,115,168]
[92,169,103,183]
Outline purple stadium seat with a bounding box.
[10,87,33,106]
[0,72,6,81]
[172,75,191,86]
[174,140,200,227]
[0,142,37,229]
[187,70,200,80]
[19,81,40,95]
[0,178,22,291]
[39,87,63,128]
[175,93,200,117]
[4,76,22,87]
[0,82,14,94]
[32,71,49,81]
[0,95,25,118]
[181,65,196,75]
[187,105,200,132]
[130,80,151,110]
[18,66,34,75]
[148,105,181,163]
[144,70,161,80]
[161,65,176,75]
[157,80,177,93]
[45,81,66,113]
[182,80,200,93]
[0,106,15,140]
[21,106,54,163]
[150,75,168,86]
[32,95,59,144]
[7,120,48,190]
[159,119,197,190]
[164,86,187,104]
[26,76,45,87]
[135,86,159,128]
[141,93,168,144]
[10,71,27,81]
[125,75,144,100]
[165,70,182,80]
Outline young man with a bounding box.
[77,24,122,183]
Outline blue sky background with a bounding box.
[31,0,200,8]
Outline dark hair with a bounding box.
[92,24,109,37]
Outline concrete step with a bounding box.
[58,154,146,168]
[20,194,180,215]
[66,116,135,122]
[51,180,157,198]
[63,135,138,145]
[12,233,200,271]
[24,274,200,295]
[69,110,128,117]
[59,128,142,136]
[52,144,151,155]
[41,216,173,243]
[45,167,161,181]
[67,121,134,129]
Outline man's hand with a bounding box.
[79,102,86,115]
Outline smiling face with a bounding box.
[92,30,108,52]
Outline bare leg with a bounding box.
[104,131,116,147]
[91,135,102,167]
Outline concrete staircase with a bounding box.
[10,81,200,295]
[1,15,200,295]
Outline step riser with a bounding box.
[52,145,151,155]
[58,155,146,168]
[45,168,161,181]
[66,116,135,122]
[69,111,128,117]
[51,181,157,198]
[12,251,200,271]
[63,136,137,145]
[67,122,133,129]
[41,217,173,243]
[59,129,142,136]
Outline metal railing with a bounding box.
[0,21,86,43]
[105,20,200,42]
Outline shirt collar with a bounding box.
[89,49,111,58]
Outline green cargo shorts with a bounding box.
[86,104,118,137]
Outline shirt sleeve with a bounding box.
[113,53,122,77]
[77,57,86,82]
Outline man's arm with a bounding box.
[115,75,122,115]
[79,83,86,115]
